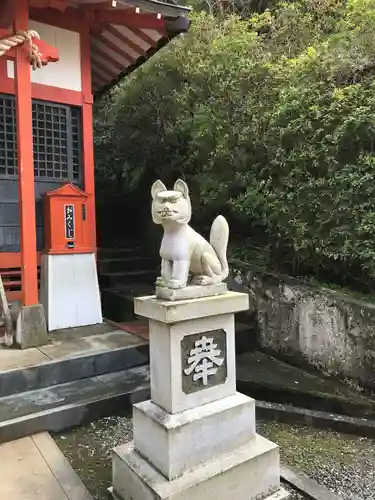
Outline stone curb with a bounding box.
[110,470,337,500]
[237,378,375,421]
[0,375,150,444]
[256,400,375,438]
[281,465,341,500]
[33,432,93,500]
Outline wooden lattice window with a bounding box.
[0,95,17,176]
[0,94,82,181]
[32,100,82,181]
[71,107,81,181]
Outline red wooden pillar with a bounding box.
[80,20,97,251]
[14,0,39,306]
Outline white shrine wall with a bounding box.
[7,20,82,92]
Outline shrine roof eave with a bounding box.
[89,0,191,97]
[0,0,191,97]
[93,14,191,99]
[116,0,191,18]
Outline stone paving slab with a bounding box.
[0,347,50,371]
[0,327,146,373]
[0,366,149,425]
[39,330,145,360]
[0,365,150,444]
[48,323,114,342]
[0,376,104,422]
[0,432,93,500]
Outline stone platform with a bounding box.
[113,292,289,500]
[155,283,227,301]
[0,321,149,443]
[113,434,288,500]
[0,432,92,500]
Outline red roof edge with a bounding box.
[93,15,191,99]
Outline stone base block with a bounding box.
[113,434,289,500]
[134,291,249,324]
[15,304,48,349]
[133,393,256,480]
[155,283,227,301]
[40,252,102,331]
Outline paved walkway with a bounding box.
[0,432,92,500]
[0,322,142,372]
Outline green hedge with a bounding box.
[94,0,375,290]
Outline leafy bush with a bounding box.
[94,0,375,290]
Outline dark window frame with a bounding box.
[0,93,82,183]
[0,95,17,178]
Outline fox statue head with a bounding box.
[151,179,192,225]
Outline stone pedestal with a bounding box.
[112,292,289,500]
[15,304,48,349]
[40,253,102,331]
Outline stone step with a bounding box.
[99,269,158,289]
[106,319,149,342]
[0,329,149,397]
[108,320,251,352]
[97,247,143,259]
[101,292,256,345]
[237,351,375,420]
[235,322,257,354]
[256,400,375,439]
[101,289,137,322]
[4,357,372,447]
[98,256,158,274]
[0,365,150,445]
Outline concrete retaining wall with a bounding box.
[229,261,375,390]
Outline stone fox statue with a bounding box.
[151,179,229,289]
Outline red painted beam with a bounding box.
[31,0,68,11]
[94,33,136,63]
[94,10,165,30]
[29,6,84,32]
[80,22,97,252]
[83,1,131,10]
[105,25,144,56]
[92,57,117,80]
[131,27,158,47]
[14,0,39,306]
[0,0,14,29]
[0,28,11,38]
[0,30,59,66]
[91,44,130,70]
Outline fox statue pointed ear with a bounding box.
[174,179,189,198]
[151,180,167,200]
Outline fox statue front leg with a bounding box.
[157,259,189,289]
[156,259,172,287]
[169,259,190,289]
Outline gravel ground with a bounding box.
[56,412,134,500]
[282,484,307,500]
[55,414,375,500]
[258,421,375,500]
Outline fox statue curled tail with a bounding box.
[151,179,229,289]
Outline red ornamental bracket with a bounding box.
[0,29,59,69]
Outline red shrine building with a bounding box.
[0,0,190,345]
